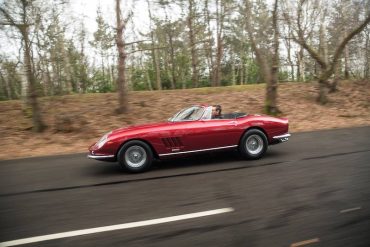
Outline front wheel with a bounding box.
[117,140,153,173]
[239,129,268,159]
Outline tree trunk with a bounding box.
[317,79,329,104]
[115,0,128,114]
[153,49,161,90]
[213,0,223,87]
[168,33,176,89]
[187,0,198,88]
[140,51,152,91]
[244,62,248,84]
[231,57,236,85]
[101,51,105,78]
[344,37,350,79]
[266,66,279,115]
[61,40,73,93]
[145,68,153,91]
[50,47,59,94]
[213,32,223,87]
[22,28,46,132]
[204,0,214,84]
[107,56,113,86]
[265,0,280,115]
[111,64,115,89]
[79,32,87,93]
[239,63,244,85]
[43,60,52,96]
[331,59,341,93]
[287,31,295,81]
[297,48,305,81]
[0,70,11,99]
[147,0,161,90]
[318,15,328,76]
[365,30,370,78]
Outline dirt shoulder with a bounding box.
[0,80,369,160]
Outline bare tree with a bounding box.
[90,6,114,85]
[0,0,46,132]
[115,0,131,113]
[365,26,370,78]
[283,25,295,81]
[146,0,161,90]
[212,0,224,86]
[245,0,281,115]
[285,0,370,104]
[187,0,199,87]
[203,0,214,84]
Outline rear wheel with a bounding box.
[118,140,153,173]
[239,129,268,159]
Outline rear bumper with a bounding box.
[272,133,291,143]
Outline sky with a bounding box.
[0,0,144,59]
[0,0,182,61]
[70,0,152,35]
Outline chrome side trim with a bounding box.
[272,133,291,142]
[87,154,115,159]
[158,145,238,157]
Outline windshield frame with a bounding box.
[169,106,208,122]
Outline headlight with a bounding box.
[96,131,112,149]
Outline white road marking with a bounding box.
[340,206,362,214]
[0,207,234,247]
[290,238,320,247]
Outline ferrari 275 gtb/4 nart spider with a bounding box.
[88,105,290,172]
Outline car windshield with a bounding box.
[170,106,205,122]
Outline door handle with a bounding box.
[227,121,237,125]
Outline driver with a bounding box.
[211,105,222,119]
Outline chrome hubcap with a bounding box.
[124,146,147,168]
[246,135,264,155]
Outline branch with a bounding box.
[272,0,279,62]
[292,36,327,69]
[328,14,370,74]
[0,6,29,30]
[0,7,16,26]
[294,0,327,69]
[123,39,150,46]
[126,46,167,55]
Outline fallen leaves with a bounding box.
[0,80,369,160]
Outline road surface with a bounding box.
[0,126,370,247]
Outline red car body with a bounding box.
[88,105,289,162]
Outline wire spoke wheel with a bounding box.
[124,145,147,168]
[245,134,264,155]
[239,129,268,159]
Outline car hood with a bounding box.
[110,121,171,136]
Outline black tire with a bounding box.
[239,129,268,159]
[117,140,153,173]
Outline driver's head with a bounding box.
[212,105,222,118]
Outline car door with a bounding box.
[181,119,243,151]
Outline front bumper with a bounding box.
[87,154,115,159]
[87,153,116,161]
[272,133,291,143]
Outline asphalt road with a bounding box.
[0,126,370,247]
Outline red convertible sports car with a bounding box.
[88,105,290,172]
